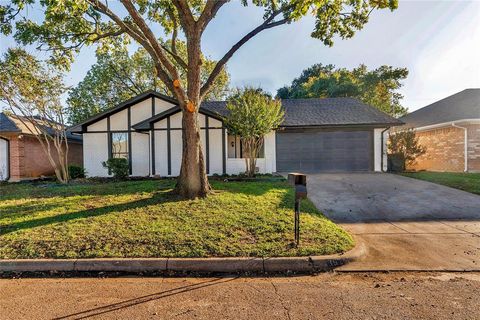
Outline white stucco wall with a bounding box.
[109,109,128,131]
[83,133,109,177]
[131,132,150,176]
[153,130,168,176]
[87,118,107,132]
[81,95,279,177]
[131,99,152,125]
[374,128,387,172]
[0,138,9,181]
[154,97,175,114]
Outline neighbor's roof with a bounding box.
[0,112,21,133]
[0,112,82,142]
[400,89,480,128]
[202,98,403,127]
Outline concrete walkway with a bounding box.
[307,173,480,271]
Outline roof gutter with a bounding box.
[452,122,468,172]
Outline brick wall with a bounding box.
[406,123,480,172]
[407,126,465,172]
[6,134,83,181]
[466,123,480,172]
[7,135,25,181]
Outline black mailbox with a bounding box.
[288,173,307,187]
[295,184,307,200]
[288,173,307,247]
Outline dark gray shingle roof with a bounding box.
[0,112,21,132]
[202,98,403,127]
[0,112,82,142]
[400,89,480,128]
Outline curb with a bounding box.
[0,241,366,275]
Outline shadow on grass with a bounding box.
[0,180,175,201]
[0,190,181,236]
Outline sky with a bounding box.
[1,0,479,112]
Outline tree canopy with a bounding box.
[225,87,284,177]
[67,41,230,124]
[277,64,408,117]
[0,0,398,198]
[0,48,70,183]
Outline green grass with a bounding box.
[400,172,480,195]
[0,179,354,259]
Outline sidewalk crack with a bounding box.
[270,281,291,320]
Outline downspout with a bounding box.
[452,122,468,172]
[380,127,389,172]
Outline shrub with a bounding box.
[388,129,426,171]
[68,165,86,179]
[102,158,129,179]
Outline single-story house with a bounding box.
[399,89,480,172]
[68,91,402,177]
[0,112,83,181]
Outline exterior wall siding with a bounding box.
[466,123,480,172]
[374,128,387,172]
[84,133,109,177]
[407,126,465,172]
[0,138,9,180]
[2,134,83,181]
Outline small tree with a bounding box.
[0,48,70,183]
[225,88,284,177]
[388,129,426,171]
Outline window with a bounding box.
[110,132,129,159]
[227,134,264,159]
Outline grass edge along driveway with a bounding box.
[0,179,354,259]
[399,172,480,195]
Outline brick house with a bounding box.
[399,89,480,172]
[0,112,83,181]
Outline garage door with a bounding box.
[276,129,373,172]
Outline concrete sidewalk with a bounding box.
[307,173,480,271]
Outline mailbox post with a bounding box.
[288,173,307,247]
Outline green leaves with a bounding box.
[0,48,65,116]
[67,39,230,124]
[225,87,284,139]
[277,63,408,117]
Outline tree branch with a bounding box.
[171,0,195,31]
[200,11,289,98]
[198,0,228,32]
[119,0,186,101]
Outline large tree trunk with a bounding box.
[175,29,210,198]
[176,105,211,198]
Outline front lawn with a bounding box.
[0,179,353,259]
[400,172,480,195]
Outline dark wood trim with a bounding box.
[127,107,132,175]
[370,129,375,172]
[167,116,171,176]
[151,97,156,176]
[107,116,112,160]
[222,128,226,174]
[205,116,210,174]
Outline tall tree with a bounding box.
[67,41,230,124]
[1,0,398,198]
[224,87,284,177]
[277,64,408,117]
[0,48,70,183]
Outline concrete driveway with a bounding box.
[307,173,480,271]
